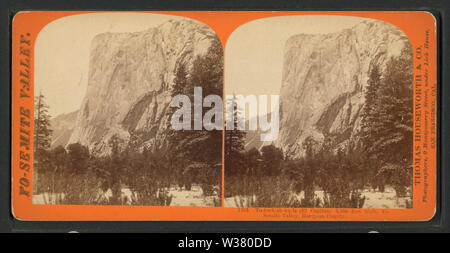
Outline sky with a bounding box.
[224,15,371,96]
[34,12,183,117]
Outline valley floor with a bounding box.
[33,184,220,207]
[224,186,412,209]
[169,185,219,207]
[32,185,411,208]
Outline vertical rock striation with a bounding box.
[276,20,411,158]
[67,19,219,155]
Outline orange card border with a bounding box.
[11,11,437,221]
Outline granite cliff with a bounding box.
[65,19,219,154]
[274,20,412,158]
[50,110,78,149]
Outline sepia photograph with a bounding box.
[32,13,223,206]
[10,9,437,222]
[224,15,414,209]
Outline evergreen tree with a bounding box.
[166,61,189,154]
[107,134,124,204]
[33,92,53,193]
[188,38,223,164]
[49,145,67,194]
[361,65,382,149]
[66,143,90,175]
[301,136,319,204]
[171,63,189,101]
[34,92,53,151]
[167,38,223,193]
[375,48,413,195]
[224,95,246,176]
[361,48,413,194]
[244,147,261,176]
[260,144,283,176]
[360,65,383,188]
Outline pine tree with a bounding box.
[260,144,283,176]
[166,61,189,152]
[301,136,319,204]
[375,48,413,195]
[107,134,124,204]
[33,92,53,193]
[361,65,382,149]
[66,143,90,175]
[244,147,261,176]
[360,65,383,188]
[34,92,53,151]
[167,38,224,192]
[186,38,223,164]
[171,63,189,99]
[224,95,246,176]
[50,145,67,194]
[361,48,413,194]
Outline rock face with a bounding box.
[50,110,78,149]
[276,20,411,158]
[67,19,219,154]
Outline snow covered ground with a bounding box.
[357,187,412,209]
[33,185,410,208]
[33,192,65,204]
[225,186,412,209]
[169,185,219,206]
[33,184,219,206]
